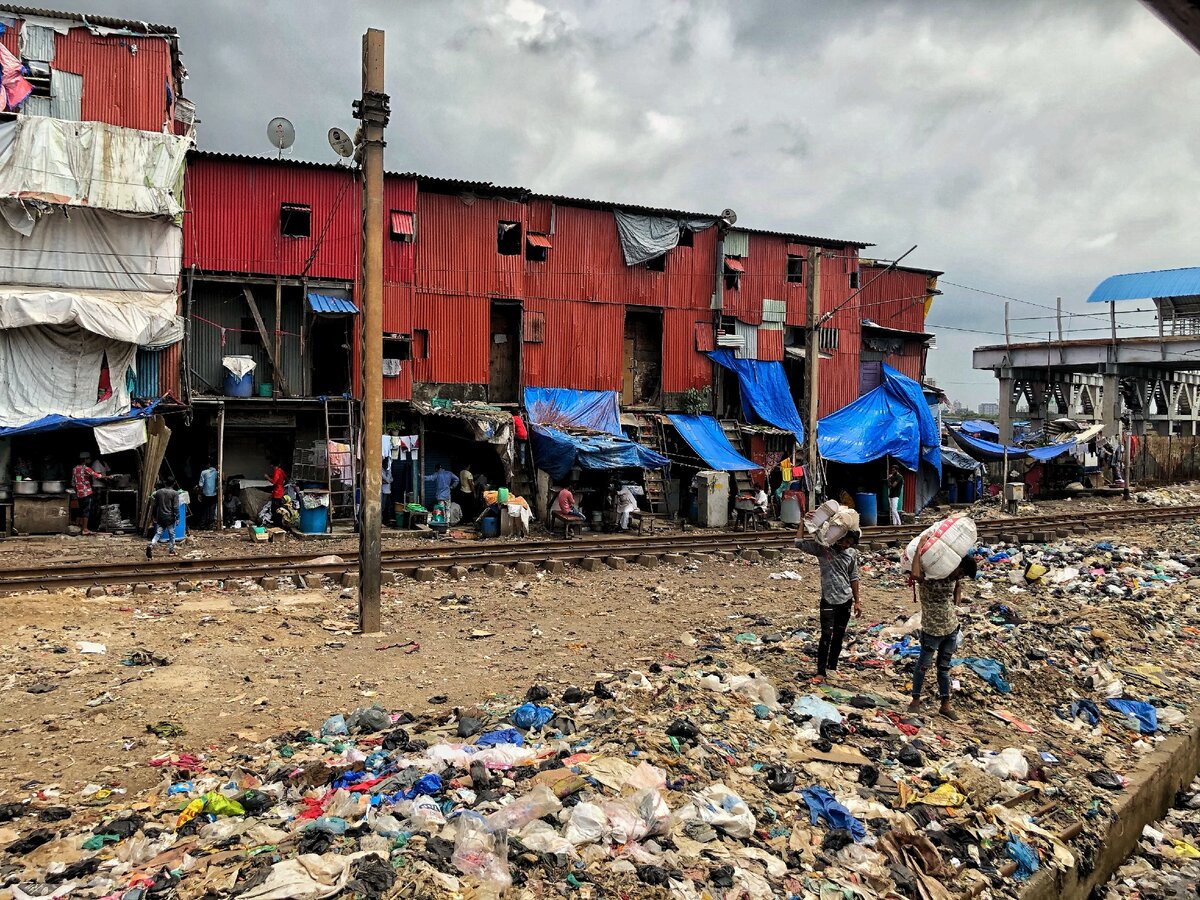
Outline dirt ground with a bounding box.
[0,499,1186,802]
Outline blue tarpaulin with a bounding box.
[707,350,804,440]
[530,425,669,481]
[666,414,760,471]
[949,428,1076,463]
[523,387,621,435]
[0,400,162,438]
[817,364,941,476]
[960,419,999,437]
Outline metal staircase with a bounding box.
[290,398,359,527]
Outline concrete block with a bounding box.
[998,533,1017,545]
[605,556,627,570]
[448,566,469,580]
[133,583,153,595]
[636,554,659,569]
[661,553,684,565]
[484,563,507,578]
[259,576,278,591]
[175,580,195,592]
[544,559,566,575]
[340,571,359,589]
[413,567,438,582]
[382,569,398,583]
[738,549,761,563]
[515,561,537,575]
[579,557,603,572]
[85,586,107,598]
[760,548,781,561]
[716,550,735,561]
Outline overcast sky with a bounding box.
[77,0,1200,407]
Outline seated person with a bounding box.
[554,484,585,520]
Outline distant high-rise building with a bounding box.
[978,402,1000,416]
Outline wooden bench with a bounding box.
[550,510,584,538]
[629,511,661,535]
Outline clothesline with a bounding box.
[190,314,303,346]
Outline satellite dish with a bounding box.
[328,127,354,159]
[267,117,295,153]
[721,208,738,226]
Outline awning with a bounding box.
[666,414,760,471]
[948,428,1077,463]
[307,293,358,315]
[1087,267,1200,303]
[817,363,941,476]
[0,399,160,438]
[708,350,805,440]
[783,346,832,361]
[523,387,621,436]
[527,233,552,249]
[724,257,745,272]
[389,211,414,238]
[959,419,999,438]
[530,425,669,481]
[940,445,983,473]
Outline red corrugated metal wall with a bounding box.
[410,292,489,384]
[662,310,713,392]
[522,298,622,391]
[159,342,181,399]
[723,232,795,326]
[415,191,526,298]
[756,328,784,362]
[858,267,930,333]
[1,20,177,131]
[818,251,861,418]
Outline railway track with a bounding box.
[0,503,1195,594]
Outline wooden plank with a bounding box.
[241,286,291,397]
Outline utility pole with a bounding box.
[354,28,388,634]
[803,246,821,510]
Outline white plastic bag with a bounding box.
[484,784,562,833]
[675,784,756,839]
[983,748,1028,781]
[791,694,843,724]
[452,815,511,898]
[563,801,609,846]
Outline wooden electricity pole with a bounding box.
[804,246,821,510]
[355,29,388,633]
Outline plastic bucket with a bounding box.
[224,371,253,397]
[780,492,802,525]
[497,487,510,503]
[965,479,977,502]
[480,515,500,538]
[257,383,273,398]
[171,503,187,541]
[298,503,328,534]
[855,492,878,527]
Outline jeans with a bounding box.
[818,599,852,675]
[912,628,959,701]
[889,495,901,525]
[148,522,176,553]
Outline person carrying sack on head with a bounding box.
[907,551,977,720]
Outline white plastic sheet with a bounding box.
[0,285,182,346]
[94,418,147,454]
[0,116,190,218]
[222,355,257,379]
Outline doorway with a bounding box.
[622,308,662,407]
[489,301,521,403]
[310,316,353,396]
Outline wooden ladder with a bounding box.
[719,419,754,494]
[631,414,667,514]
[324,398,358,522]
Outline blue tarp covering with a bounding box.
[960,419,999,437]
[0,400,162,438]
[707,350,805,440]
[1087,267,1200,303]
[523,387,621,436]
[817,364,941,476]
[940,445,984,473]
[949,428,1076,462]
[666,414,760,471]
[530,425,669,481]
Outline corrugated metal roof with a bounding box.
[308,292,358,315]
[0,5,177,34]
[1087,267,1200,303]
[861,259,944,277]
[49,68,80,120]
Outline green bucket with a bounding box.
[257,383,272,397]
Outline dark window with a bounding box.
[724,257,743,292]
[677,228,694,248]
[818,327,839,351]
[240,317,263,346]
[389,210,415,242]
[280,203,311,238]
[787,254,805,284]
[848,270,860,290]
[413,329,429,360]
[644,254,666,272]
[525,233,551,262]
[383,333,412,362]
[497,221,522,255]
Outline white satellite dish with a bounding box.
[267,117,295,154]
[721,208,738,226]
[328,127,354,159]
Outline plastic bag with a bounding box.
[484,785,562,833]
[511,703,554,730]
[603,799,649,844]
[1005,837,1039,881]
[476,728,524,748]
[516,820,577,866]
[1106,698,1158,734]
[325,789,369,821]
[453,815,512,898]
[563,801,609,846]
[625,761,667,792]
[726,674,780,710]
[676,784,756,840]
[347,704,390,734]
[791,694,843,724]
[320,714,349,737]
[631,788,671,836]
[983,748,1028,781]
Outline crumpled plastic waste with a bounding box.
[511,702,554,730]
[791,694,843,724]
[800,786,866,841]
[1006,836,1040,880]
[475,728,524,748]
[676,785,756,839]
[957,656,1012,693]
[1106,698,1158,734]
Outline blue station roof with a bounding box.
[1087,267,1200,303]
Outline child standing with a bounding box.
[795,528,862,682]
[907,553,977,718]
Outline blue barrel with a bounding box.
[224,371,253,397]
[172,502,187,541]
[965,479,977,502]
[298,503,329,534]
[948,482,959,504]
[855,492,878,526]
[480,515,500,538]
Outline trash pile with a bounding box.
[1135,485,1200,507]
[1101,776,1200,898]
